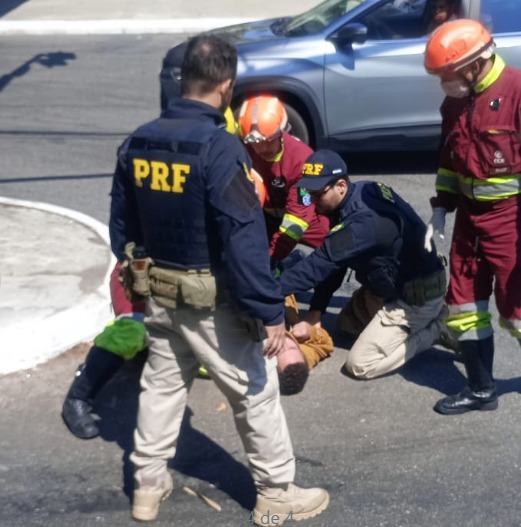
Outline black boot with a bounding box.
[62,345,125,439]
[434,337,498,415]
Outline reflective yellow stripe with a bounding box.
[446,311,492,333]
[279,213,309,241]
[435,168,459,195]
[224,107,238,135]
[499,316,521,339]
[506,327,521,339]
[457,173,521,201]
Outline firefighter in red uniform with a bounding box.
[237,95,329,263]
[424,19,521,414]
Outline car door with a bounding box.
[478,0,521,70]
[322,0,469,150]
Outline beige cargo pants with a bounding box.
[130,298,295,488]
[344,295,446,379]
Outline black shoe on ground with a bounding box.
[62,397,100,439]
[434,386,498,415]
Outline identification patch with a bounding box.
[298,188,312,206]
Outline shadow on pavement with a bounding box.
[0,51,76,92]
[0,0,30,17]
[399,347,466,395]
[95,352,256,511]
[401,348,521,398]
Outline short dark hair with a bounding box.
[181,33,237,96]
[278,363,309,396]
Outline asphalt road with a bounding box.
[2,34,521,527]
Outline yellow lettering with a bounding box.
[150,161,171,191]
[133,158,150,187]
[132,159,190,193]
[313,163,324,175]
[171,163,189,193]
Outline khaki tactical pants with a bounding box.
[130,298,295,488]
[344,296,446,379]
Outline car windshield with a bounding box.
[285,0,365,36]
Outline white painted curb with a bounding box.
[0,197,116,376]
[0,18,254,35]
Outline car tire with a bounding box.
[284,103,310,145]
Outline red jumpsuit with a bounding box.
[431,55,521,340]
[247,132,330,261]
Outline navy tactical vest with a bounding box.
[126,117,219,270]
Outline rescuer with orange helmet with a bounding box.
[238,95,329,262]
[424,19,521,415]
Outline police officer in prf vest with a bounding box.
[280,150,448,382]
[109,34,329,524]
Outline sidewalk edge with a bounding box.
[0,18,254,35]
[0,197,116,376]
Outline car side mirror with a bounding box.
[329,23,368,46]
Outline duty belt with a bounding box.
[149,266,216,310]
[402,268,446,306]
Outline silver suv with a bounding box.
[160,0,521,151]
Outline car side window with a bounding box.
[480,0,521,34]
[360,0,429,40]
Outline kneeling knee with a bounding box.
[344,356,375,380]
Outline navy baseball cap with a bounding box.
[295,149,348,191]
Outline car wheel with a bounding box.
[284,103,310,145]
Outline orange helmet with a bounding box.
[250,168,267,206]
[238,95,288,143]
[424,19,494,75]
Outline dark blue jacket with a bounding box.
[280,181,442,312]
[109,99,284,325]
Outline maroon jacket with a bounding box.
[247,132,330,260]
[431,56,521,211]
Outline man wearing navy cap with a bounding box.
[279,149,448,380]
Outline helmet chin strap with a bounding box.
[269,136,285,162]
[462,55,491,90]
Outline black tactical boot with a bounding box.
[434,337,497,415]
[62,345,124,439]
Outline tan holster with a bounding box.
[120,242,154,302]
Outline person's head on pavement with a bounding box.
[277,295,335,395]
[296,149,349,216]
[277,334,309,395]
[238,95,288,162]
[181,33,237,112]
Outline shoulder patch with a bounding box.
[298,188,312,207]
[329,221,345,234]
[377,182,395,202]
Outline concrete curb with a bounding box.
[0,197,116,376]
[0,18,252,35]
